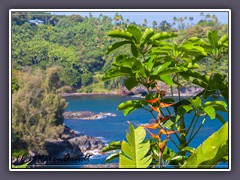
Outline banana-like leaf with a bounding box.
[119,123,152,168]
[102,67,132,80]
[127,25,142,44]
[106,41,132,55]
[140,28,154,46]
[117,100,144,116]
[150,32,177,41]
[180,122,228,168]
[107,30,133,40]
[102,141,122,152]
[218,34,228,46]
[207,30,219,50]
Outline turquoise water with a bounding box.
[63,95,228,168]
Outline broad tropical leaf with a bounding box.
[106,41,132,55]
[207,30,219,50]
[180,122,228,168]
[107,30,133,40]
[102,67,132,80]
[102,141,122,152]
[119,123,152,168]
[117,100,144,116]
[150,32,177,41]
[127,25,142,44]
[140,28,154,46]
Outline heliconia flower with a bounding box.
[144,127,160,140]
[159,102,175,108]
[160,91,166,97]
[143,122,160,129]
[155,85,161,93]
[159,128,179,135]
[159,135,170,152]
[150,106,160,113]
[146,98,159,103]
[160,115,172,122]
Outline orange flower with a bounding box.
[143,122,160,130]
[155,84,161,92]
[159,102,175,108]
[159,128,179,135]
[146,98,159,103]
[160,115,172,122]
[160,91,166,97]
[159,135,170,152]
[144,128,160,140]
[150,105,160,113]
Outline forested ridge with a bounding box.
[12,12,228,94]
[11,12,229,168]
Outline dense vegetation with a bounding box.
[102,25,228,168]
[11,12,229,168]
[12,67,67,154]
[12,12,228,94]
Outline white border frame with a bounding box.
[9,9,231,171]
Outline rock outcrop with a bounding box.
[63,111,117,120]
[13,126,105,167]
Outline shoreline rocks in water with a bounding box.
[46,126,105,155]
[61,84,203,98]
[13,126,105,167]
[63,111,117,120]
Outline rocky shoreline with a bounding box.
[12,126,105,168]
[63,111,117,120]
[61,86,203,98]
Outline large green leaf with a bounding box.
[107,30,133,41]
[159,74,174,86]
[152,61,172,75]
[102,67,132,80]
[218,34,228,46]
[140,28,154,46]
[150,32,177,41]
[203,106,216,119]
[106,41,132,55]
[131,44,140,57]
[207,30,219,50]
[102,141,122,152]
[127,25,142,44]
[204,101,228,112]
[117,100,144,116]
[125,77,138,90]
[119,123,152,168]
[180,122,228,168]
[189,96,202,109]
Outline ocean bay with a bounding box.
[63,95,228,168]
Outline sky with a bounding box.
[50,11,229,26]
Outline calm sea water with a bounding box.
[62,95,228,168]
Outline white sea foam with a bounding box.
[96,136,108,143]
[85,149,102,157]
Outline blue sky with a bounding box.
[51,11,229,26]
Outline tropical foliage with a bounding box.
[102,24,228,168]
[12,67,67,154]
[12,12,228,93]
[11,12,229,168]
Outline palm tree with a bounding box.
[113,13,123,25]
[206,14,211,21]
[143,18,148,27]
[159,20,171,31]
[189,16,194,26]
[152,20,157,28]
[200,12,204,16]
